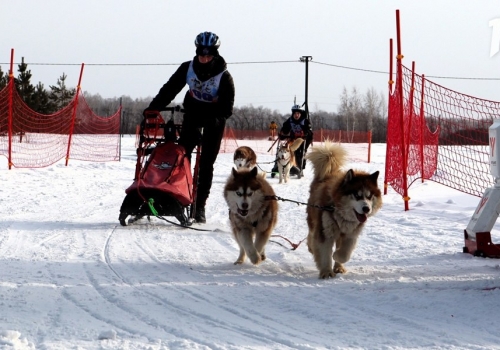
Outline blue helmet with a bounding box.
[195,32,221,49]
[291,104,302,113]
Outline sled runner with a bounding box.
[119,106,200,227]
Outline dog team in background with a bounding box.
[271,104,313,178]
[275,138,304,183]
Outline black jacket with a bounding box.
[279,111,312,140]
[148,56,235,120]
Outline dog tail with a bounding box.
[289,138,304,152]
[306,141,347,181]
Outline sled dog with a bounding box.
[224,167,278,265]
[305,141,382,279]
[276,138,304,184]
[233,146,257,170]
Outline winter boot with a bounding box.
[194,206,206,224]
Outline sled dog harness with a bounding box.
[186,61,226,103]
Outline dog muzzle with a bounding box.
[354,210,368,223]
[237,208,249,216]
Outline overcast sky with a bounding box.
[2,0,499,114]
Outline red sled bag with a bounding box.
[125,141,193,207]
[119,106,194,226]
[119,140,193,226]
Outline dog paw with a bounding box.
[249,254,262,265]
[260,253,266,261]
[234,260,244,265]
[333,263,347,274]
[319,270,336,279]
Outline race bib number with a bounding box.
[186,61,225,103]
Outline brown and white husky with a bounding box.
[223,167,278,265]
[306,141,382,279]
[276,138,304,184]
[233,146,257,170]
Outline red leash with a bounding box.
[270,234,306,251]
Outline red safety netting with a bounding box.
[0,82,10,135]
[385,64,498,207]
[69,92,121,162]
[221,128,372,163]
[0,80,121,168]
[220,127,240,153]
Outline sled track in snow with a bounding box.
[101,224,323,348]
[101,225,271,346]
[99,225,209,344]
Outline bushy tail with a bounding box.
[289,138,304,152]
[306,141,347,181]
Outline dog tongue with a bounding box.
[355,211,367,223]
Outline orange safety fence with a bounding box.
[220,127,372,163]
[385,61,498,210]
[384,11,500,210]
[70,92,121,162]
[0,79,121,169]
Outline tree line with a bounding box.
[0,61,389,143]
[84,89,389,143]
[0,58,75,114]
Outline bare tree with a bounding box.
[363,87,379,131]
[338,86,362,141]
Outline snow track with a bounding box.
[2,139,500,349]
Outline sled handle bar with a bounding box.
[161,105,185,113]
[144,106,185,119]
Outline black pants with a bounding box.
[178,114,225,209]
[296,136,312,169]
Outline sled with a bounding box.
[118,106,200,227]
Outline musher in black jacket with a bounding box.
[144,32,235,223]
[272,105,313,177]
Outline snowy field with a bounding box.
[1,135,499,349]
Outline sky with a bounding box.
[1,1,500,114]
[1,136,500,349]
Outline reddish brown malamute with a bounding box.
[306,142,382,279]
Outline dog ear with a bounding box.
[343,169,354,184]
[232,167,238,177]
[250,166,258,177]
[369,171,379,182]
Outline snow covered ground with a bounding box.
[1,135,499,349]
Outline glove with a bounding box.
[294,131,305,138]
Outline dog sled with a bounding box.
[118,106,200,227]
